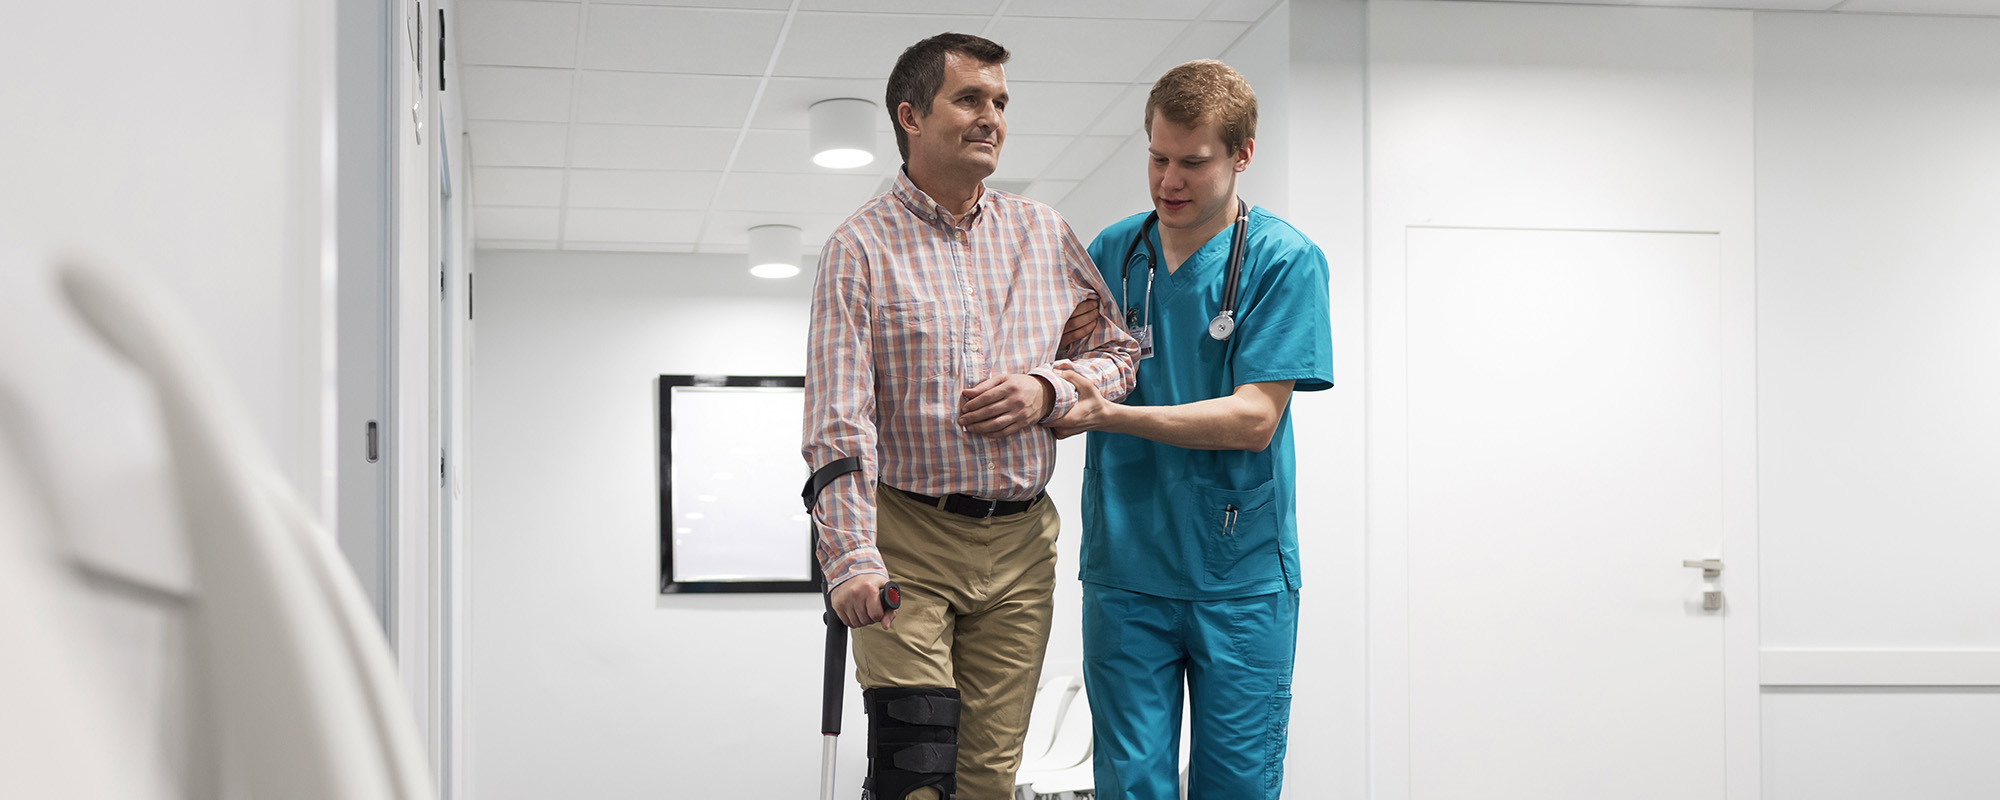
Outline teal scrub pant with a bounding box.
[1081,584,1299,800]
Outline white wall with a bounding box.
[1753,12,2000,799]
[0,1,335,797]
[468,250,840,798]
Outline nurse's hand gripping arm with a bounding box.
[1047,366,1295,452]
[803,236,896,630]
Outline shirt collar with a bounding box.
[892,168,992,231]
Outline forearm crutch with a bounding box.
[804,457,902,800]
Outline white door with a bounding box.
[1395,227,1731,799]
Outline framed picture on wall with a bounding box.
[657,374,817,594]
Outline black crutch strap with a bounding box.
[802,456,862,512]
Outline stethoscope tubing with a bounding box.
[1119,198,1249,341]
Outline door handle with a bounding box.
[1682,559,1724,610]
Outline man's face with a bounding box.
[1147,110,1250,234]
[905,53,1009,183]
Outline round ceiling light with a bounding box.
[810,98,877,169]
[747,224,803,279]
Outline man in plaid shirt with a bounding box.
[802,32,1138,800]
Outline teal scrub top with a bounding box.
[1079,205,1334,600]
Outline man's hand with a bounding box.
[1059,295,1100,353]
[831,573,897,630]
[1047,363,1116,440]
[959,373,1055,437]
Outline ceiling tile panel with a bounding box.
[473,167,566,206]
[1637,0,1836,8]
[1043,135,1130,181]
[798,0,1003,12]
[1086,84,1152,137]
[988,134,1071,181]
[459,66,574,122]
[1209,0,1283,22]
[566,170,721,210]
[1003,82,1129,137]
[1838,0,2000,12]
[466,120,569,167]
[985,17,1186,82]
[456,1,581,68]
[574,71,759,127]
[476,207,562,240]
[700,211,853,249]
[564,241,698,253]
[751,78,894,131]
[568,125,738,170]
[1837,0,2000,11]
[478,239,562,251]
[581,6,784,75]
[715,172,884,213]
[564,209,706,243]
[1142,21,1253,78]
[773,13,992,79]
[732,128,899,173]
[1022,179,1081,206]
[611,0,789,7]
[1006,0,1211,19]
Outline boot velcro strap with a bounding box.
[890,742,958,773]
[882,694,961,727]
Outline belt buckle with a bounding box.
[983,498,999,518]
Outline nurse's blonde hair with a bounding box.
[1144,59,1258,154]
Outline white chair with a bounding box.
[1027,688,1195,800]
[1014,679,1095,797]
[0,401,130,800]
[59,259,436,800]
[1018,674,1078,777]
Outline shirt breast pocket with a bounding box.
[874,300,951,382]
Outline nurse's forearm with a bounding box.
[1099,381,1293,452]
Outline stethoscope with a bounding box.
[1119,198,1249,341]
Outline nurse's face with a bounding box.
[1147,111,1252,236]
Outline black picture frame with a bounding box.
[657,374,817,595]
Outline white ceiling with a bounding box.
[457,0,1999,255]
[458,0,1284,254]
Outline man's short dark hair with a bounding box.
[886,33,1010,161]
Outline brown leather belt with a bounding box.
[895,487,1044,519]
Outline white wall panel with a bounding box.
[1755,11,2000,651]
[1763,689,2000,799]
[1368,3,1759,797]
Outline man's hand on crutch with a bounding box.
[830,573,901,630]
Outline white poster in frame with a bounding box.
[657,375,816,593]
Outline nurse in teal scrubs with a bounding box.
[1050,59,1334,800]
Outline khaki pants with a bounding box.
[852,484,1059,800]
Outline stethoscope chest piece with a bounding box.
[1207,311,1235,341]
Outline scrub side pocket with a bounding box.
[1188,480,1277,583]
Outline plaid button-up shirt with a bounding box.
[804,170,1139,587]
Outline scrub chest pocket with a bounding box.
[1185,480,1278,583]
